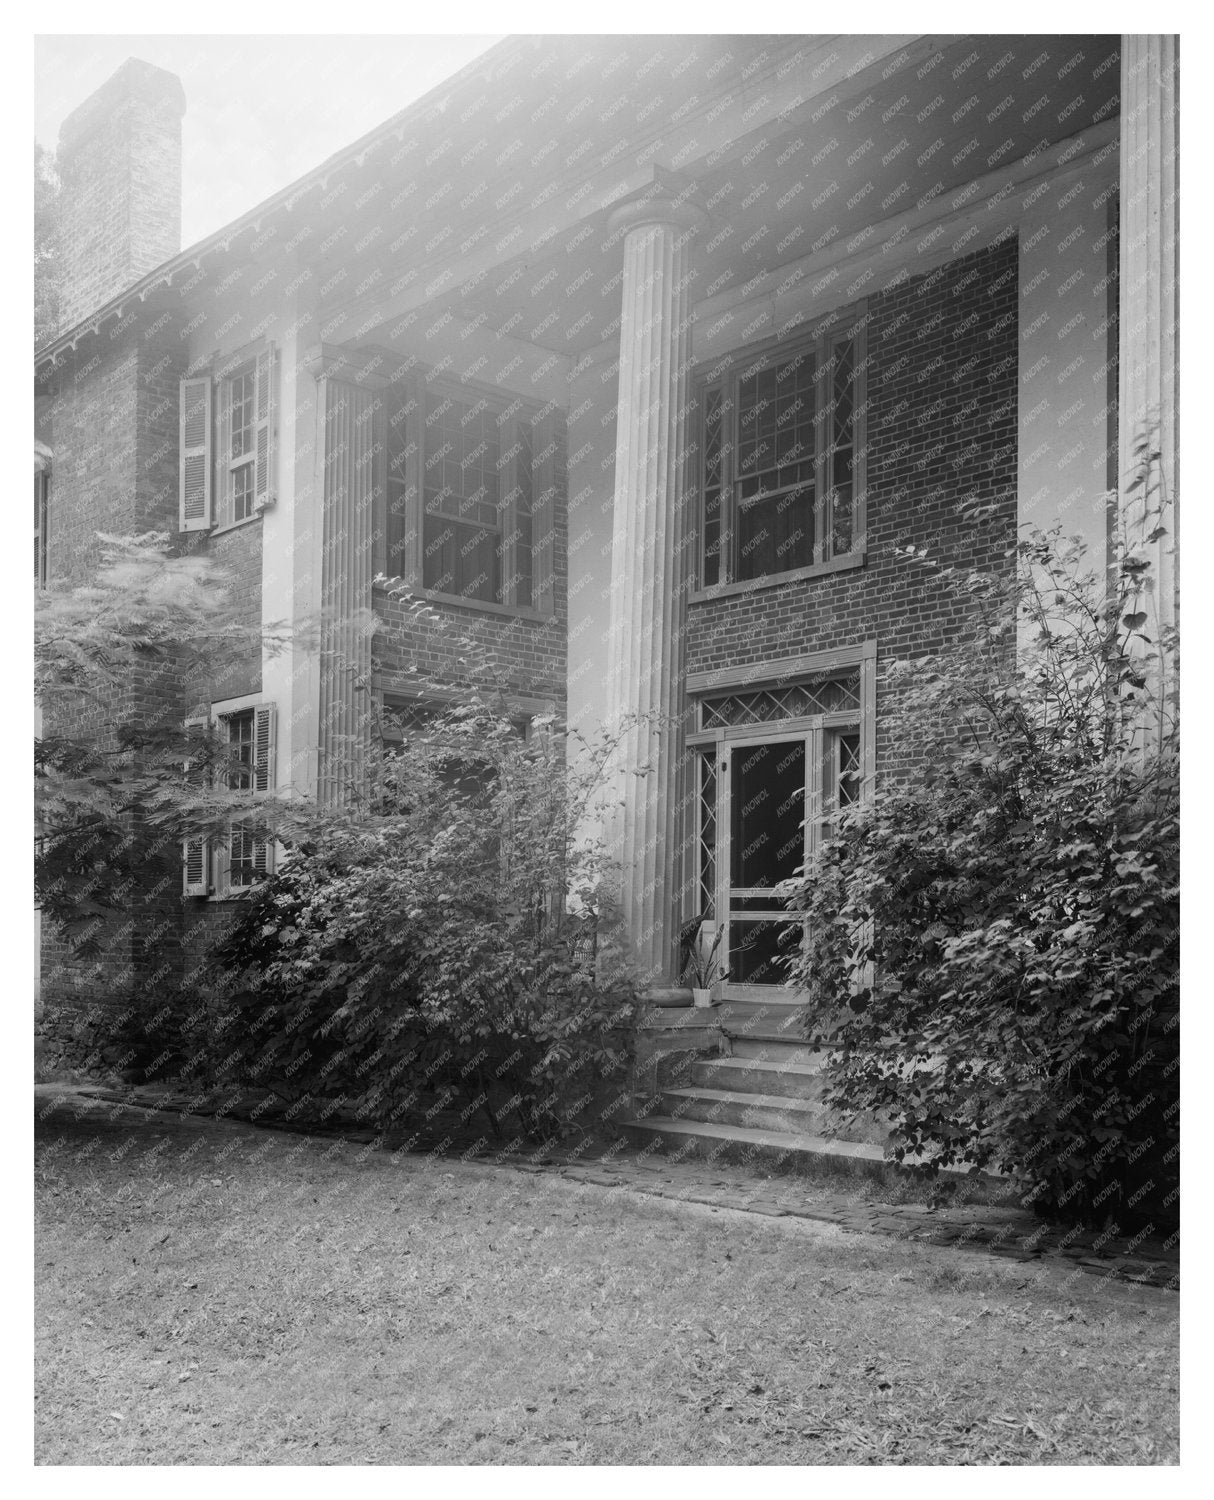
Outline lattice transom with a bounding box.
[700,673,861,729]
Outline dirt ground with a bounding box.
[35,1088,1179,1464]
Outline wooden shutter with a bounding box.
[179,377,213,532]
[254,345,277,510]
[252,704,277,793]
[251,703,277,877]
[182,714,211,896]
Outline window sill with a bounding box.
[208,512,264,540]
[689,551,865,605]
[374,581,554,625]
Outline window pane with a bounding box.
[737,354,815,494]
[736,484,815,580]
[729,739,806,891]
[512,422,533,608]
[828,338,856,558]
[702,388,723,586]
[230,372,255,460]
[385,385,414,577]
[424,391,504,602]
[699,750,717,919]
[423,515,500,603]
[728,917,801,985]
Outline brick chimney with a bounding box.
[56,58,186,329]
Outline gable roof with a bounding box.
[35,36,527,371]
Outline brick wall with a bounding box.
[685,236,1020,780]
[56,59,185,330]
[38,317,262,1061]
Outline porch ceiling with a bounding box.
[334,33,1119,365]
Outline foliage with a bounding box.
[201,702,639,1142]
[35,533,300,949]
[781,489,1178,1228]
[35,142,60,346]
[678,917,728,989]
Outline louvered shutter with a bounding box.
[251,703,277,877]
[179,377,213,532]
[182,714,211,896]
[254,345,277,510]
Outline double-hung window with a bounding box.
[182,700,277,898]
[179,344,278,533]
[698,311,867,589]
[383,379,538,610]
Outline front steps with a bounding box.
[622,996,893,1173]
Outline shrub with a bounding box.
[203,703,639,1142]
[782,512,1178,1228]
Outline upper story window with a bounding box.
[179,344,278,533]
[384,380,538,611]
[698,313,867,590]
[222,365,258,525]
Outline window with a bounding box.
[34,458,49,588]
[179,344,277,533]
[698,314,866,589]
[383,380,537,609]
[182,701,277,898]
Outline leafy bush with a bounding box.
[202,703,638,1142]
[782,512,1178,1228]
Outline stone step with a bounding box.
[660,1085,865,1140]
[692,1055,834,1099]
[619,1114,890,1176]
[714,998,805,1024]
[728,1037,824,1065]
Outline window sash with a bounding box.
[699,317,865,588]
[384,376,538,608]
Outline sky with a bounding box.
[34,35,504,246]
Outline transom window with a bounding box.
[699,314,866,589]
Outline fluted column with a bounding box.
[317,376,376,806]
[604,193,704,993]
[1119,35,1180,746]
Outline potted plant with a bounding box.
[679,917,728,1006]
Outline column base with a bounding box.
[644,985,695,1008]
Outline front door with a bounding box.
[723,734,807,986]
[701,723,863,993]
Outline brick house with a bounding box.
[36,37,1178,1157]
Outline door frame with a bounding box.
[684,641,876,1002]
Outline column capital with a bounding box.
[607,189,707,240]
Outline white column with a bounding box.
[604,193,703,994]
[316,376,377,807]
[1119,34,1180,745]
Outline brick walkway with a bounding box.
[55,1082,1179,1292]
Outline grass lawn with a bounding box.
[35,1090,1178,1465]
